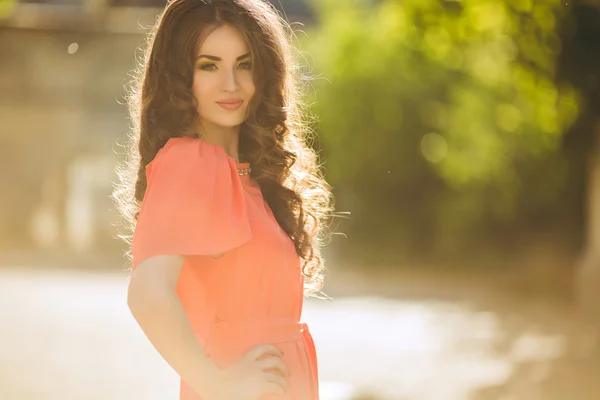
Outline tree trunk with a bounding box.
[576,121,600,320]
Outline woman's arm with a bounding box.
[127,254,220,398]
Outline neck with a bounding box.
[195,120,242,162]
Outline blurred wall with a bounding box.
[0,26,143,252]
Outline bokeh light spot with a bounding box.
[421,133,448,163]
[67,43,79,54]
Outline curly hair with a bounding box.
[112,0,334,298]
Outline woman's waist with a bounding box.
[203,317,310,355]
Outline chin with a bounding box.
[213,115,248,127]
[213,120,245,128]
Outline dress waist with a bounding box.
[207,317,304,347]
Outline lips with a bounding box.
[217,99,243,105]
[217,99,244,111]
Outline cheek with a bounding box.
[192,74,214,104]
[242,77,256,98]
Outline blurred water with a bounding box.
[0,266,598,400]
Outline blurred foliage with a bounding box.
[303,0,582,259]
[0,0,15,19]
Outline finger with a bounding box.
[262,382,286,397]
[263,372,290,394]
[258,357,291,378]
[251,344,283,360]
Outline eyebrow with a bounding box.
[196,53,251,61]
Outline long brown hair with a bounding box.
[112,0,334,298]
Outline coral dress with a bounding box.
[130,136,319,400]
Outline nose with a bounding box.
[222,68,238,92]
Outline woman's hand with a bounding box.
[208,343,291,400]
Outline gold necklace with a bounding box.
[237,166,251,176]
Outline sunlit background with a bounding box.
[2,0,600,399]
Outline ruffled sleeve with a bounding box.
[131,136,252,270]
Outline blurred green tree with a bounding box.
[304,0,580,260]
[0,0,16,19]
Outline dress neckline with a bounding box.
[175,136,259,189]
[192,137,262,191]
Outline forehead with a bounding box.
[197,24,250,56]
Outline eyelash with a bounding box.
[199,61,253,71]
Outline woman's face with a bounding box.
[192,24,255,130]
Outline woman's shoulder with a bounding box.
[143,135,248,205]
[147,136,227,178]
[151,136,206,165]
[133,135,252,264]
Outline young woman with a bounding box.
[112,0,333,399]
